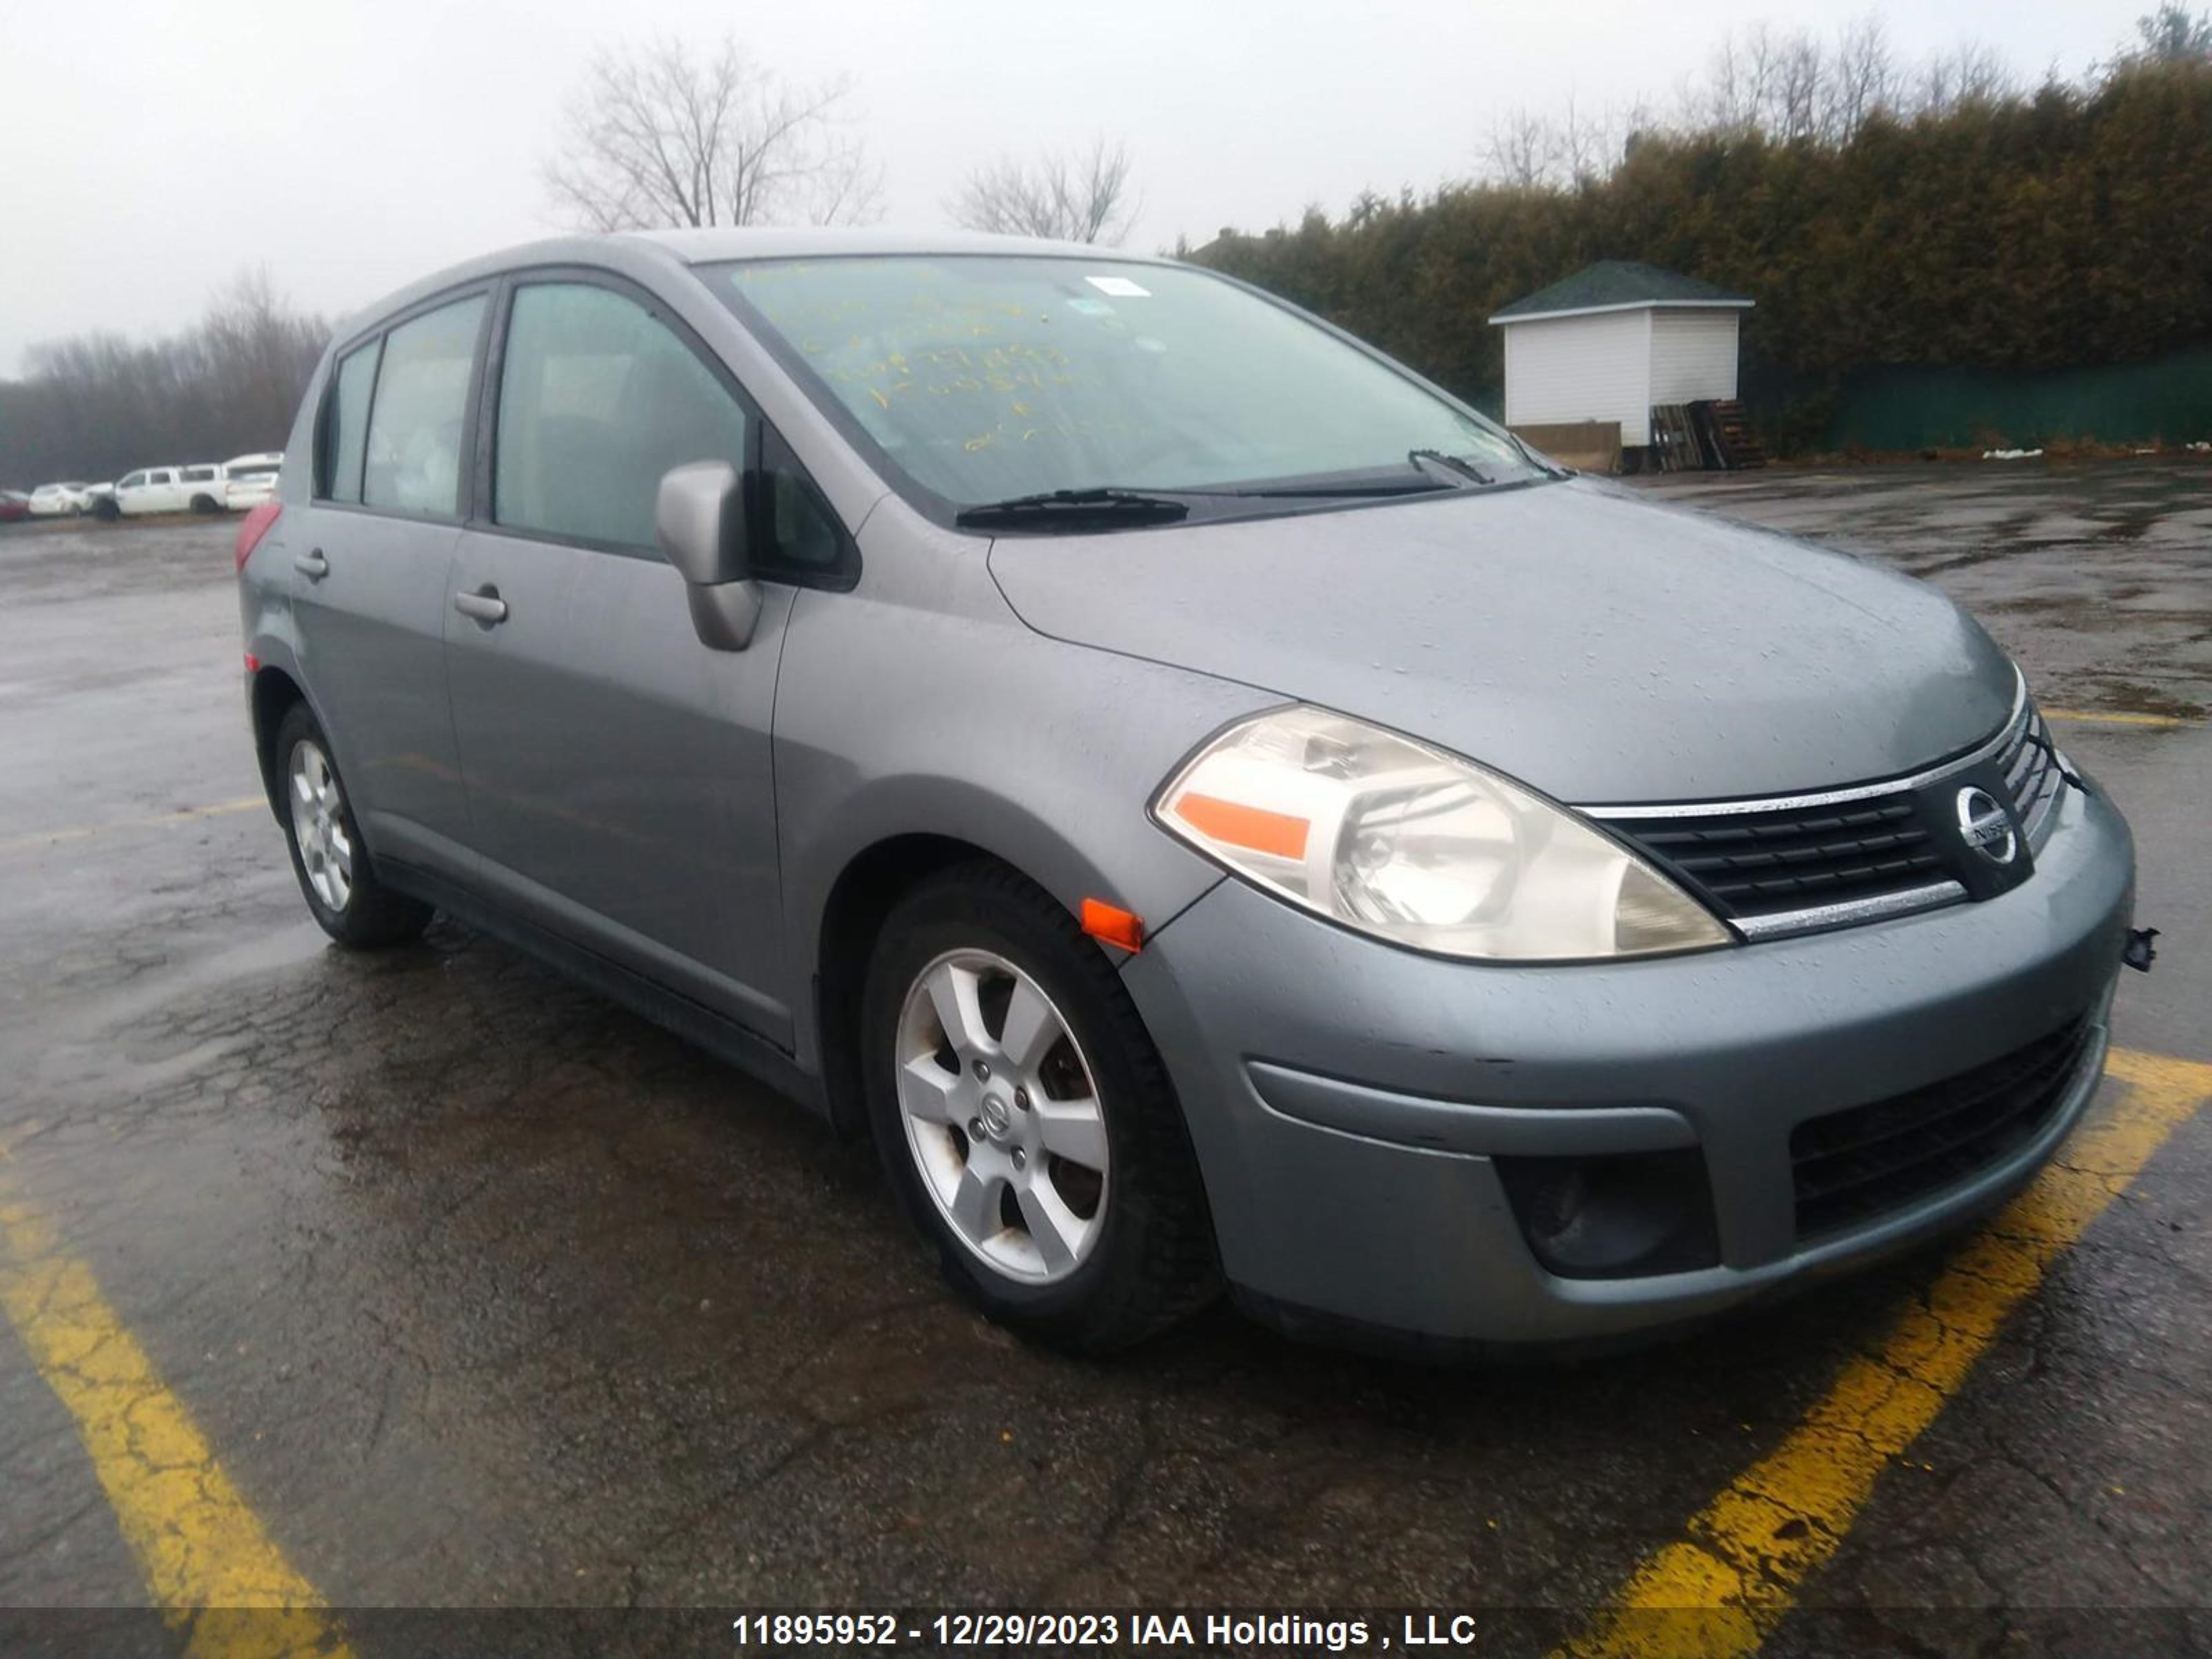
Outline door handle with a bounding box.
[294,549,329,580]
[453,587,508,626]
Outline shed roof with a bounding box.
[1490,261,1754,324]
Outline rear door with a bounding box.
[286,292,488,877]
[125,470,174,514]
[444,272,845,1044]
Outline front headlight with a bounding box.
[1153,706,1733,962]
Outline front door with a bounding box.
[443,277,795,1043]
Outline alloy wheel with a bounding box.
[287,740,354,912]
[894,949,1110,1284]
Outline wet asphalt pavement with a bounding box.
[1,461,2208,1655]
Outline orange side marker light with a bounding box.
[1081,898,1145,953]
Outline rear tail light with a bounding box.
[235,502,281,572]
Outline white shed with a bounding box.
[1489,263,1754,448]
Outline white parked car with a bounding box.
[114,465,229,516]
[28,482,93,516]
[222,453,283,511]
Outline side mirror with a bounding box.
[656,460,762,651]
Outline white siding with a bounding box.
[1500,310,1653,445]
[1647,310,1740,404]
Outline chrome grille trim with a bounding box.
[1728,880,1967,940]
[1579,669,2029,822]
[1998,707,2069,852]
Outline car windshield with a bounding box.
[713,255,1544,512]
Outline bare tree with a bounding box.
[2126,1,2212,62]
[200,268,328,445]
[1824,15,1897,141]
[948,137,1139,243]
[1772,33,1826,140]
[1913,40,2014,114]
[1556,95,1606,185]
[544,35,883,232]
[1484,107,1563,187]
[2,270,330,484]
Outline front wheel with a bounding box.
[273,704,431,948]
[861,863,1218,1352]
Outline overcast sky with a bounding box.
[0,0,2150,374]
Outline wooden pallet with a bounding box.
[1690,398,1768,469]
[1649,403,1704,471]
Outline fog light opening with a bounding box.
[1495,1147,1720,1279]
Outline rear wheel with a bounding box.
[274,704,431,948]
[861,863,1217,1351]
[190,494,221,515]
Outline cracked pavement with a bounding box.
[0,462,2208,1654]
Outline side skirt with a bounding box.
[379,860,830,1120]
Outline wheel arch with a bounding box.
[814,833,1013,1136]
[250,666,310,822]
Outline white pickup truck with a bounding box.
[111,464,229,516]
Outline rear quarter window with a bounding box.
[321,341,382,503]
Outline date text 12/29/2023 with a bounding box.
[731,1613,1485,1649]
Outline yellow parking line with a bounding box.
[1557,1045,2212,1659]
[2044,708,2197,729]
[0,796,267,857]
[0,1154,352,1658]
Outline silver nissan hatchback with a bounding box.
[238,229,2136,1354]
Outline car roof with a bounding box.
[336,228,1172,348]
[621,226,1167,265]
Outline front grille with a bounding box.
[1611,794,1947,920]
[2000,706,2065,842]
[1596,684,2069,939]
[1789,1019,2092,1239]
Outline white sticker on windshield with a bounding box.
[1085,275,1151,297]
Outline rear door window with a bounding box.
[362,296,485,517]
[492,281,749,552]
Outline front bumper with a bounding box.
[1121,777,2135,1348]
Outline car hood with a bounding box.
[985,478,2018,804]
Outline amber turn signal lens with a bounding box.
[1080,898,1145,953]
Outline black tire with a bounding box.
[190,494,221,515]
[91,496,119,521]
[861,861,1219,1353]
[272,703,431,948]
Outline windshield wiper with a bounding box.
[1407,448,1494,487]
[954,487,1192,530]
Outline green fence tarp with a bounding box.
[1816,348,2212,452]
